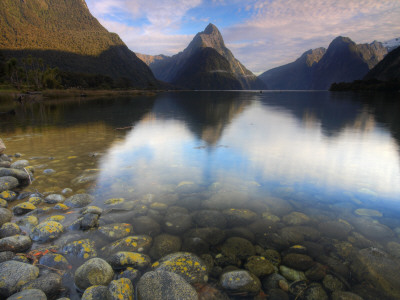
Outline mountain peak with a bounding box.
[204,23,219,35]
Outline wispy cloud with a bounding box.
[86,0,400,73]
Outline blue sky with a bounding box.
[86,0,400,74]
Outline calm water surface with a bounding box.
[1,91,400,299]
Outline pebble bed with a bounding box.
[1,139,400,300]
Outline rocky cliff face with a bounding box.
[365,45,400,81]
[259,36,388,90]
[148,23,265,90]
[0,0,158,88]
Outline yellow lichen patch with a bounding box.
[16,202,36,210]
[152,261,160,268]
[28,197,42,205]
[45,215,65,222]
[55,203,69,210]
[104,198,125,205]
[53,254,66,262]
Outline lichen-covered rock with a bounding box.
[64,193,94,208]
[45,215,66,223]
[221,237,255,260]
[0,176,19,192]
[163,213,192,235]
[81,206,103,215]
[107,278,134,300]
[137,270,198,300]
[39,253,70,270]
[131,216,160,237]
[81,213,99,230]
[97,223,133,241]
[7,289,47,300]
[152,252,208,284]
[0,222,21,238]
[62,239,97,261]
[107,251,151,270]
[222,208,258,226]
[44,194,65,204]
[0,261,39,297]
[101,235,152,257]
[10,160,30,169]
[282,253,314,271]
[117,267,141,285]
[30,221,64,243]
[244,256,275,277]
[28,196,43,206]
[0,190,17,202]
[149,234,182,260]
[74,258,114,291]
[0,234,32,252]
[193,210,227,228]
[22,272,62,298]
[220,270,261,296]
[279,265,306,281]
[0,198,7,208]
[82,285,108,300]
[13,202,37,216]
[0,208,12,227]
[16,215,39,230]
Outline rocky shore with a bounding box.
[1,137,400,300]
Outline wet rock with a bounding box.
[28,196,43,206]
[0,261,39,297]
[82,285,108,300]
[283,211,311,225]
[71,170,99,185]
[244,256,275,277]
[61,188,73,195]
[98,223,133,241]
[131,216,160,237]
[17,215,39,230]
[13,202,36,216]
[261,273,288,291]
[39,253,70,270]
[304,283,328,300]
[262,211,281,223]
[43,169,55,175]
[117,267,141,285]
[30,221,63,243]
[265,196,293,215]
[305,263,327,281]
[0,199,7,208]
[185,227,225,246]
[291,226,321,241]
[81,213,99,230]
[351,247,400,299]
[0,168,30,183]
[222,208,258,226]
[220,270,261,296]
[7,289,47,300]
[74,258,114,291]
[0,234,32,252]
[107,251,151,270]
[66,217,83,231]
[282,253,314,271]
[10,160,30,169]
[0,251,15,263]
[351,217,394,241]
[279,227,305,245]
[323,274,346,292]
[221,237,255,260]
[318,220,352,240]
[258,232,289,250]
[387,241,400,258]
[106,278,134,300]
[268,289,289,300]
[64,193,94,208]
[331,291,364,300]
[44,194,65,204]
[288,280,308,296]
[163,213,192,235]
[104,198,125,206]
[248,219,277,238]
[62,238,97,261]
[0,176,19,192]
[0,222,21,238]
[137,270,198,300]
[81,206,102,215]
[193,210,227,228]
[149,234,182,260]
[22,272,62,298]
[262,249,281,266]
[0,190,17,202]
[279,265,306,281]
[317,255,350,279]
[101,235,152,257]
[355,208,382,217]
[153,252,208,284]
[225,227,255,243]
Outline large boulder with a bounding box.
[0,176,19,192]
[0,261,39,297]
[137,270,198,300]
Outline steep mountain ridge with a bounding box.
[0,0,158,88]
[259,36,388,90]
[145,23,265,90]
[365,45,400,81]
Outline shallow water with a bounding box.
[2,91,400,299]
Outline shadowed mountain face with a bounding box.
[259,37,388,90]
[142,24,266,90]
[365,45,400,81]
[0,0,158,88]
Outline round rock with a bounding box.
[13,202,36,216]
[0,208,12,226]
[0,222,21,238]
[97,223,133,241]
[194,210,227,228]
[163,213,192,235]
[101,235,152,257]
[282,253,314,271]
[107,251,151,270]
[82,285,108,300]
[44,194,65,204]
[244,256,275,277]
[0,261,39,297]
[30,221,64,243]
[10,160,29,169]
[0,190,17,202]
[107,278,134,300]
[62,239,97,261]
[0,234,32,252]
[220,270,261,296]
[137,270,198,300]
[7,289,47,300]
[64,193,94,208]
[149,234,182,260]
[21,272,62,298]
[39,253,70,270]
[0,176,19,192]
[222,208,258,226]
[221,237,255,260]
[74,258,114,291]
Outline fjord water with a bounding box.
[2,91,400,298]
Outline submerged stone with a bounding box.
[221,237,255,260]
[279,265,306,281]
[0,208,12,227]
[107,278,134,300]
[282,253,314,271]
[101,235,152,257]
[0,222,21,238]
[44,194,65,204]
[21,272,62,298]
[163,212,192,235]
[282,211,311,225]
[104,198,125,206]
[137,270,198,300]
[0,234,32,252]
[152,252,208,284]
[149,234,182,260]
[0,199,7,208]
[97,223,133,241]
[82,285,108,300]
[64,193,94,208]
[7,289,46,300]
[244,256,275,277]
[17,215,39,230]
[63,239,97,261]
[220,270,261,296]
[354,208,382,217]
[39,253,70,270]
[13,202,36,215]
[81,206,103,215]
[30,221,64,243]
[107,251,151,270]
[0,261,39,297]
[74,258,114,291]
[0,190,17,202]
[0,176,19,192]
[222,208,258,226]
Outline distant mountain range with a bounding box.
[0,0,158,88]
[259,36,391,90]
[137,24,266,90]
